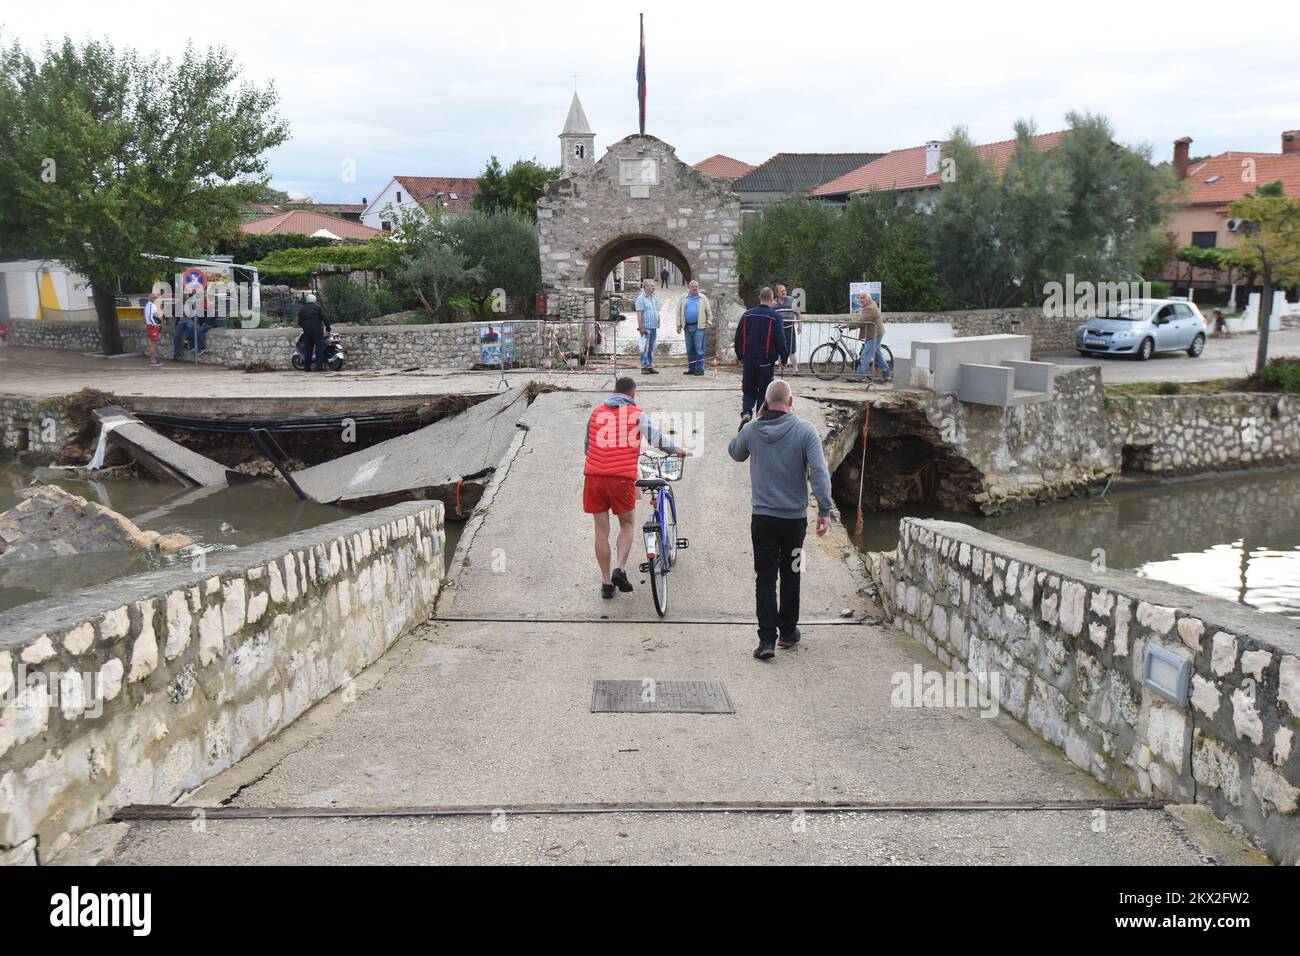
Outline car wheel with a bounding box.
[1187,333,1205,358]
[1077,350,1089,357]
[1137,337,1154,361]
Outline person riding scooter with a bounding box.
[297,294,330,372]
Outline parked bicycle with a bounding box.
[635,452,688,617]
[808,323,893,384]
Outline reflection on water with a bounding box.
[0,460,346,612]
[853,468,1300,621]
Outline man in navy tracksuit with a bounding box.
[733,287,788,425]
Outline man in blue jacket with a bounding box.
[728,379,833,659]
[733,287,788,426]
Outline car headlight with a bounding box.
[1117,329,1139,339]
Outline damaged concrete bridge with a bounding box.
[60,383,1269,866]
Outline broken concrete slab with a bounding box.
[291,387,531,508]
[0,483,194,565]
[93,406,232,487]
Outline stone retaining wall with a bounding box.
[0,396,78,458]
[1107,392,1300,476]
[869,518,1300,863]
[0,501,445,865]
[0,318,618,371]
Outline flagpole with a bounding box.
[637,13,646,136]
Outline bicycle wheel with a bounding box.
[663,489,678,568]
[648,553,668,617]
[809,343,847,381]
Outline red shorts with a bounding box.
[146,325,160,342]
[583,474,637,515]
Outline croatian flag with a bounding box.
[636,14,646,135]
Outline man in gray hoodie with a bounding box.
[727,380,833,659]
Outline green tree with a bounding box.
[0,34,288,354]
[399,244,484,320]
[736,199,844,310]
[929,129,1019,307]
[472,156,561,220]
[446,209,542,318]
[1225,185,1300,372]
[930,113,1177,308]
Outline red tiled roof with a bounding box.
[693,154,756,180]
[394,176,480,214]
[240,210,384,239]
[812,130,1069,197]
[1180,152,1300,205]
[300,202,367,215]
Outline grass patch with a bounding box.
[1105,357,1300,398]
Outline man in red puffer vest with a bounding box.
[584,376,687,599]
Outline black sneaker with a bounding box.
[753,637,776,660]
[778,627,801,648]
[645,367,659,375]
[601,583,615,599]
[738,413,752,432]
[611,568,634,593]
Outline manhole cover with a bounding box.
[591,679,735,714]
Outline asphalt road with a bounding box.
[1040,328,1300,383]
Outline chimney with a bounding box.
[1173,136,1192,180]
[1283,130,1300,155]
[924,141,942,178]
[362,197,368,205]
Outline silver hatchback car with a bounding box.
[1076,298,1208,361]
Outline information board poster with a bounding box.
[848,281,882,314]
[479,323,515,365]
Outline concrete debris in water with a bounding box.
[0,483,194,565]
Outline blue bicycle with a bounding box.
[636,453,688,617]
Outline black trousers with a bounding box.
[751,514,806,639]
[741,361,775,415]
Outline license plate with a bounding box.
[1086,340,1106,348]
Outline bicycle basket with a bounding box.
[638,454,684,481]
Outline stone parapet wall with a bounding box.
[0,318,619,371]
[870,518,1300,863]
[803,307,1078,354]
[0,396,78,457]
[0,501,445,865]
[1107,392,1300,476]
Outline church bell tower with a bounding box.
[559,92,595,176]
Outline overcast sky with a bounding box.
[5,0,1298,202]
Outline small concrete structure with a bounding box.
[292,387,531,508]
[901,334,1054,406]
[93,406,232,487]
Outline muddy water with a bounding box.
[0,461,462,612]
[850,468,1300,621]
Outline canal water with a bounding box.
[0,461,462,613]
[850,467,1300,621]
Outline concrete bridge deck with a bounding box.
[59,384,1266,864]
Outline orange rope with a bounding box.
[854,403,870,537]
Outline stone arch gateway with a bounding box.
[537,134,744,336]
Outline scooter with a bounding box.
[292,330,345,371]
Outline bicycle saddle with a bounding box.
[636,478,667,489]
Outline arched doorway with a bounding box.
[583,233,693,292]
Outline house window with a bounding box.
[396,191,402,203]
[1191,231,1217,248]
[381,221,391,232]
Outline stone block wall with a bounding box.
[870,517,1300,863]
[0,501,445,865]
[1107,392,1300,476]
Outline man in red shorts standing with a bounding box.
[584,376,687,599]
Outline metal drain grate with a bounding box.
[591,679,735,714]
